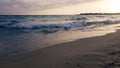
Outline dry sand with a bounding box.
[0,30,120,68]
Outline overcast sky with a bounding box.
[0,0,116,15]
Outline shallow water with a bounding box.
[0,15,120,57]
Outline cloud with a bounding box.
[0,0,101,14]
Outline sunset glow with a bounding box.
[107,0,120,12]
[0,0,120,15]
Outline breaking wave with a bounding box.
[0,20,119,29]
[0,15,120,34]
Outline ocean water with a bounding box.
[0,15,120,57]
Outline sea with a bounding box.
[0,14,120,57]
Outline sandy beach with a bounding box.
[0,29,120,68]
[1,0,120,68]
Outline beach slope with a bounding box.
[0,30,120,68]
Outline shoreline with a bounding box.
[1,29,120,68]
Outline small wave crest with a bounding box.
[0,20,119,30]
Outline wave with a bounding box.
[0,20,119,30]
[0,15,120,34]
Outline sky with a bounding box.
[0,0,120,15]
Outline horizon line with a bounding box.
[1,12,120,15]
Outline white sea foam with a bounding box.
[0,15,120,57]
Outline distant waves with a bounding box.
[0,15,120,34]
[0,20,120,34]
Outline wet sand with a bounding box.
[0,29,120,68]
